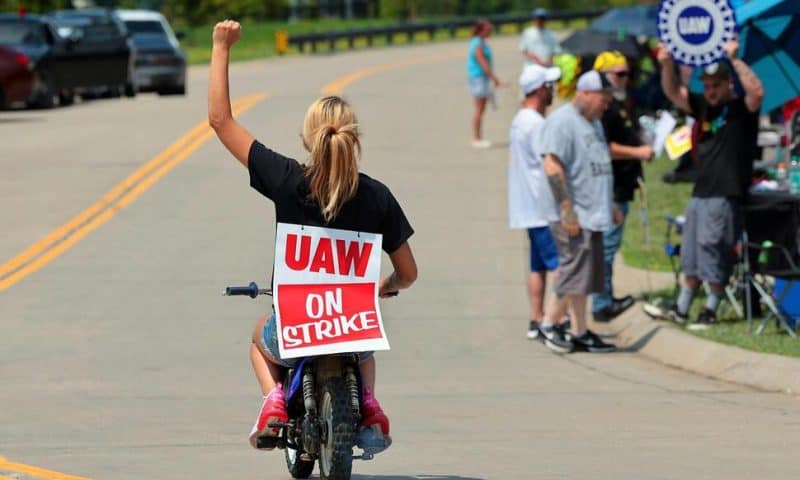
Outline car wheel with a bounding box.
[0,87,6,110]
[59,89,74,106]
[124,82,137,98]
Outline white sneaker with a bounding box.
[471,139,491,148]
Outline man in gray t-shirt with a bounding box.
[537,70,621,354]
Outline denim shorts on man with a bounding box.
[680,197,742,284]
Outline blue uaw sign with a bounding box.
[658,0,737,67]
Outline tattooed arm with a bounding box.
[725,39,764,113]
[656,43,691,114]
[543,153,580,237]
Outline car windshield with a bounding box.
[124,20,166,36]
[0,21,45,46]
[51,16,122,43]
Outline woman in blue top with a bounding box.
[467,19,501,148]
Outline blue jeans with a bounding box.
[592,202,629,312]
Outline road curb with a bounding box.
[593,308,800,395]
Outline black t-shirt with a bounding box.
[688,94,759,199]
[601,99,644,203]
[248,140,414,254]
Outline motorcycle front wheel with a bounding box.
[318,377,355,480]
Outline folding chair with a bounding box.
[743,235,800,337]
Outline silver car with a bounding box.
[117,9,186,95]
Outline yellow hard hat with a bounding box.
[593,50,627,71]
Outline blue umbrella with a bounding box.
[590,6,659,39]
[736,0,800,112]
[687,0,800,113]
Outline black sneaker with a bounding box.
[527,320,540,340]
[688,308,717,331]
[593,296,636,322]
[572,330,617,353]
[540,325,573,353]
[665,307,689,325]
[556,321,572,342]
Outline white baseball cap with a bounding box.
[519,64,561,95]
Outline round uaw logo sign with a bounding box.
[658,0,736,67]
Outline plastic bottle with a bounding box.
[776,161,788,189]
[790,155,800,194]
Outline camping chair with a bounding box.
[742,235,800,337]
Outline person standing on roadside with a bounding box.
[657,39,763,330]
[538,70,622,354]
[508,64,563,340]
[591,51,655,322]
[467,19,502,148]
[519,8,562,68]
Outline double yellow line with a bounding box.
[0,456,89,480]
[0,93,267,293]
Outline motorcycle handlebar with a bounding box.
[224,282,272,298]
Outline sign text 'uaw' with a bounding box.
[658,0,737,67]
[273,223,389,359]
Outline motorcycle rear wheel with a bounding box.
[318,378,355,480]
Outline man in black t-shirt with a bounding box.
[658,40,763,329]
[592,51,656,323]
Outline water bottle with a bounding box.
[790,155,800,194]
[776,162,788,189]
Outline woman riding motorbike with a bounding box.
[207,20,418,451]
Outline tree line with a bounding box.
[2,0,650,25]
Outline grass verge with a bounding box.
[181,18,587,64]
[621,155,693,272]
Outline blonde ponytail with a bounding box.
[302,96,361,222]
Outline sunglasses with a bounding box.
[611,71,630,78]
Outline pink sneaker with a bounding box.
[361,387,390,436]
[249,384,288,449]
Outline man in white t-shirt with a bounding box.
[519,8,562,67]
[508,63,562,341]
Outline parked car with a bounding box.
[0,11,134,107]
[0,45,34,108]
[116,10,186,95]
[46,8,137,98]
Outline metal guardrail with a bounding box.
[286,8,607,54]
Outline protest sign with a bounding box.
[273,223,389,359]
[658,0,737,67]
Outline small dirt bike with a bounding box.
[225,282,389,480]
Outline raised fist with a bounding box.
[213,20,242,49]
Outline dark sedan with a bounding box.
[118,10,186,95]
[0,45,34,108]
[0,12,134,107]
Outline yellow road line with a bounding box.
[0,456,90,480]
[0,93,267,293]
[321,50,463,95]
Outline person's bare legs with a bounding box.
[472,96,487,140]
[250,314,284,394]
[360,355,376,392]
[528,271,546,322]
[566,294,588,337]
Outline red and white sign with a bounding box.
[273,223,389,359]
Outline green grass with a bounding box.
[621,155,693,272]
[688,317,800,358]
[645,280,800,358]
[180,17,587,64]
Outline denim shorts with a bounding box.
[468,76,490,98]
[261,313,374,368]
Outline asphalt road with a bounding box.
[1,36,798,480]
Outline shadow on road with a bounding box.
[353,475,486,480]
[0,115,43,123]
